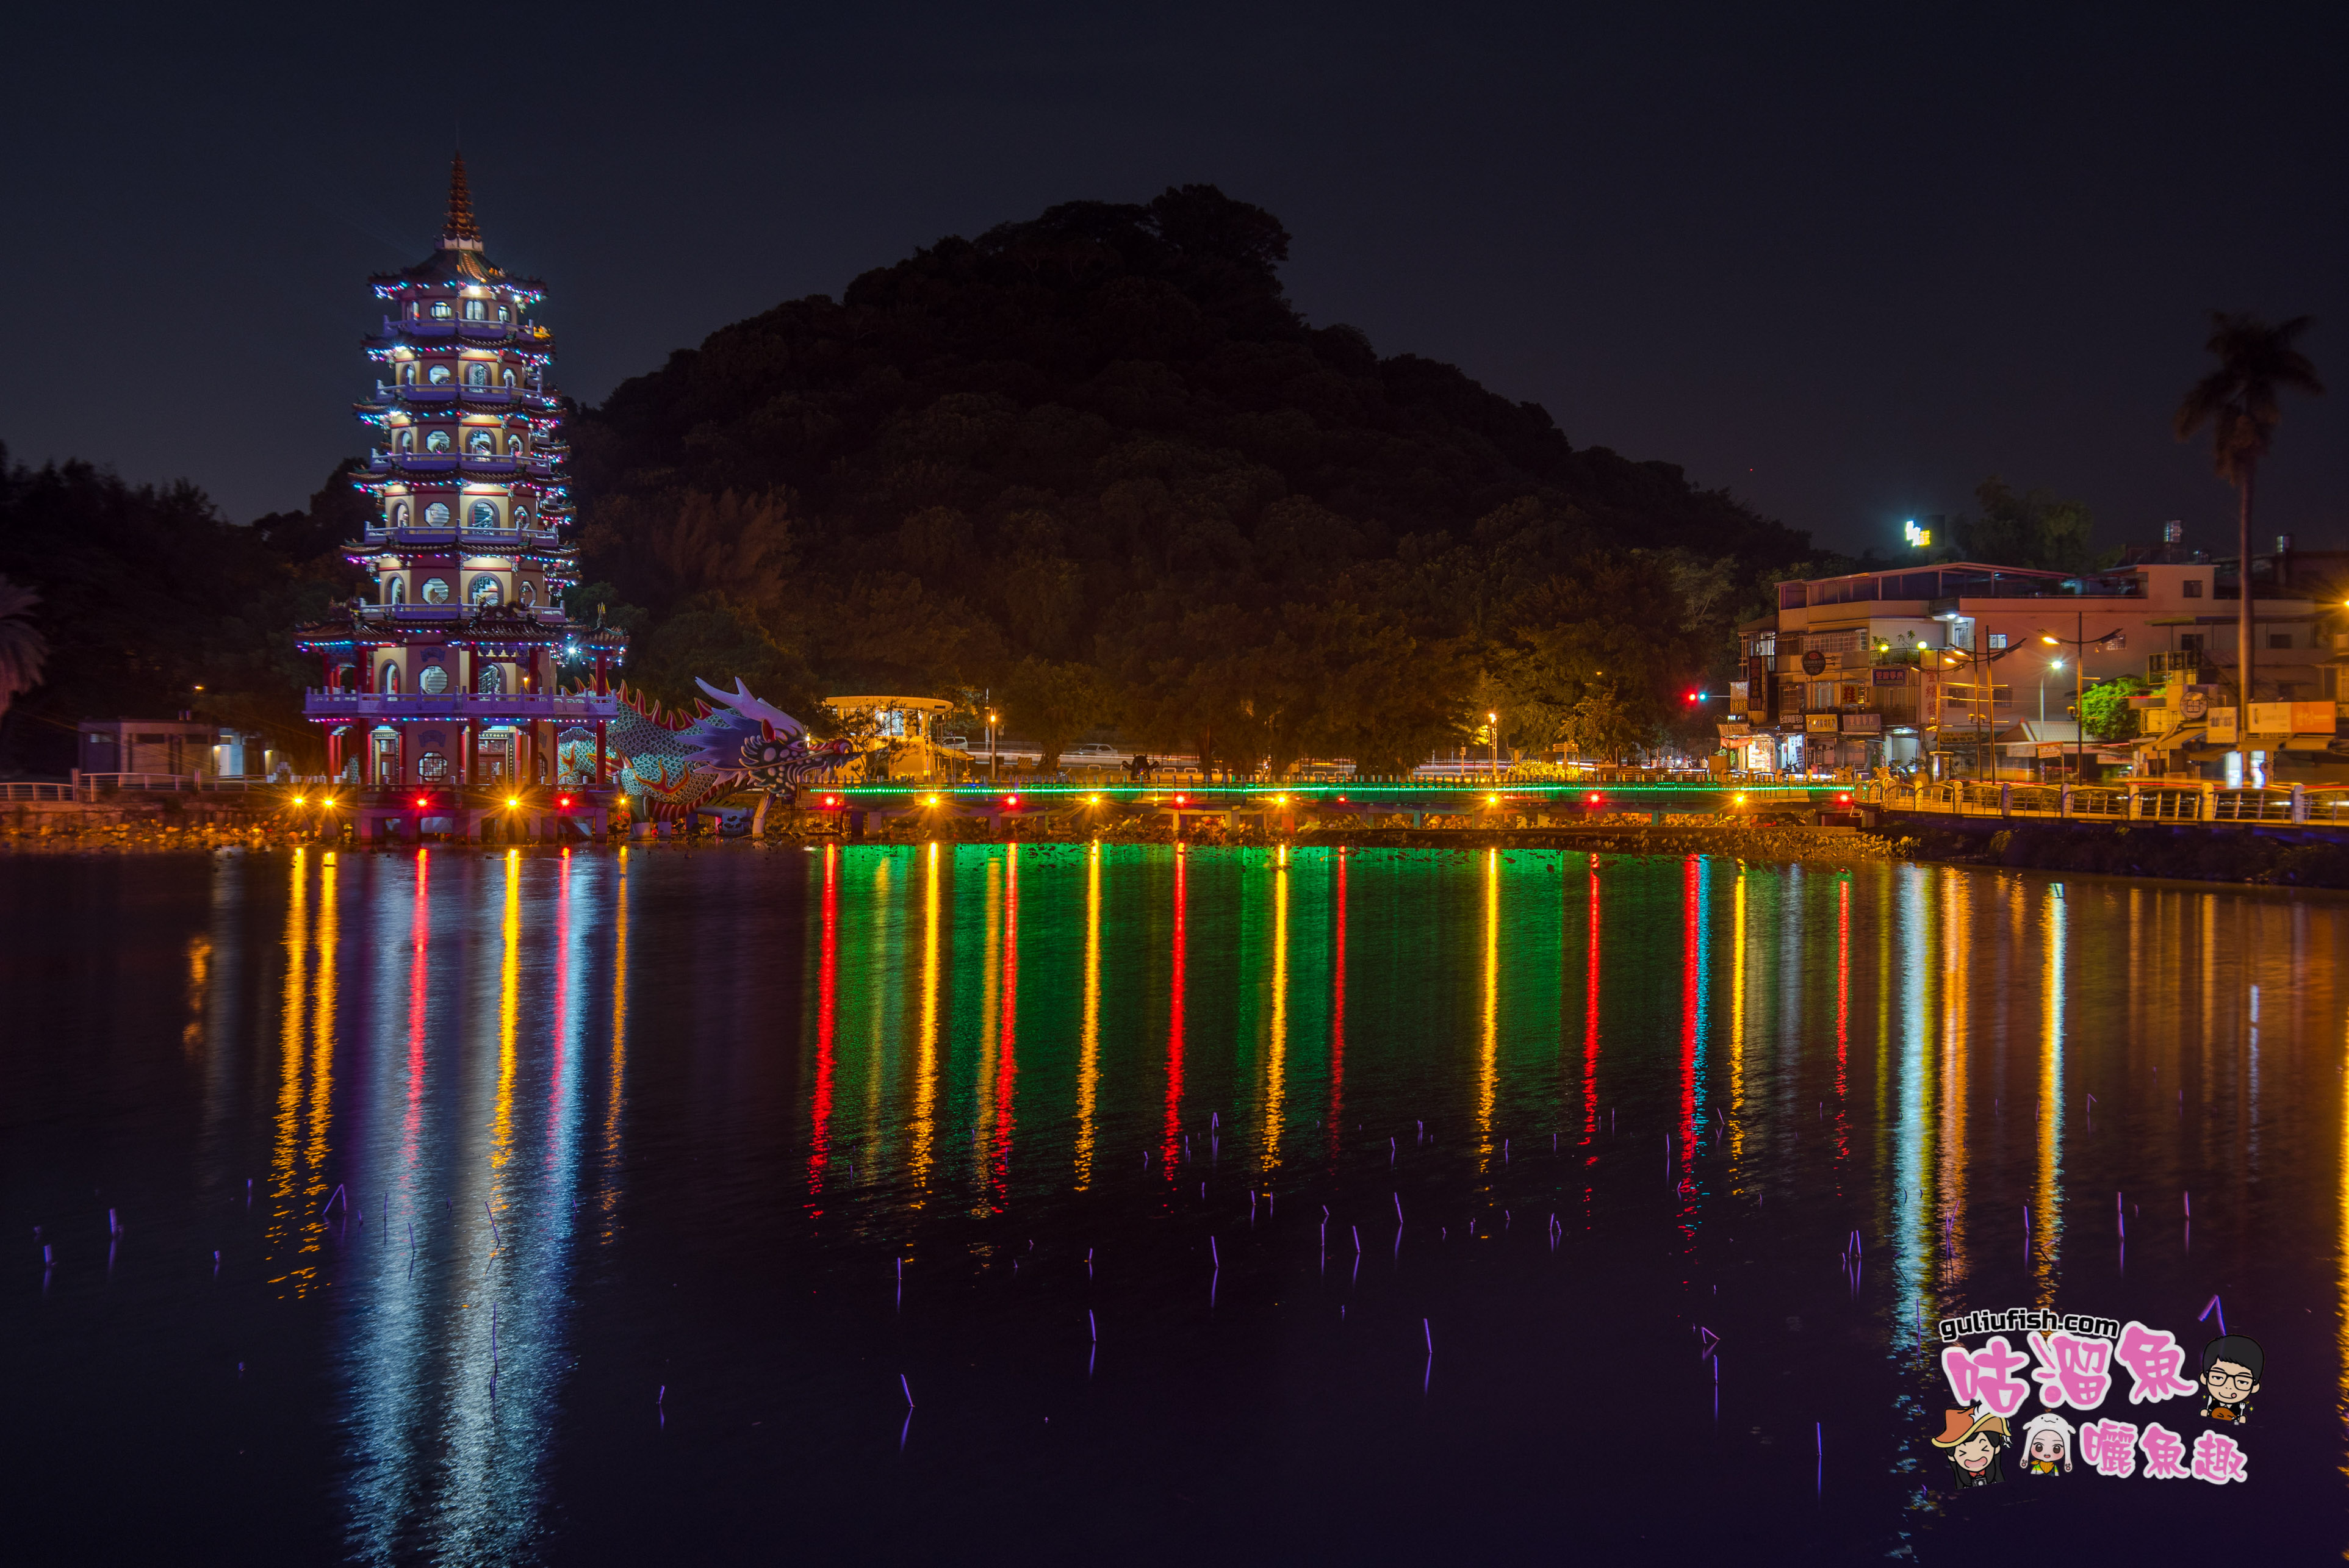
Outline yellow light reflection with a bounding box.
[1478,847,1498,1165]
[182,934,212,1054]
[1074,841,1102,1187]
[2035,881,2065,1302]
[911,843,941,1198]
[492,851,520,1199]
[1262,849,1289,1171]
[304,852,339,1262]
[1729,871,1746,1165]
[268,850,308,1289]
[1937,874,1971,1281]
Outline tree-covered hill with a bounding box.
[574,185,1811,771]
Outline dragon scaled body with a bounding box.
[600,676,853,818]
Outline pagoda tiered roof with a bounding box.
[367,155,548,297]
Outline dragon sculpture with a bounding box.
[600,677,854,820]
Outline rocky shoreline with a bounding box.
[10,809,2347,890]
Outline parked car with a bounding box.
[1066,743,1121,759]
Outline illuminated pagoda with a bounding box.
[297,155,628,839]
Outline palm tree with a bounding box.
[0,574,49,720]
[2175,313,2323,709]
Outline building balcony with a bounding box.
[304,691,621,723]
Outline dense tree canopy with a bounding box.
[574,185,1811,768]
[0,186,1819,780]
[0,446,363,775]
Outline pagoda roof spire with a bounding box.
[441,152,482,250]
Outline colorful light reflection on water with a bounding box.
[1,844,2342,1561]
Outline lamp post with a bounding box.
[987,709,998,785]
[2038,613,2125,805]
[1486,711,1498,781]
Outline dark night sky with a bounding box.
[7,2,2344,556]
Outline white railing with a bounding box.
[68,774,272,798]
[1882,781,2334,827]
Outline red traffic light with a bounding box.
[1686,691,1700,703]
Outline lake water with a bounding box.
[2,844,2340,1562]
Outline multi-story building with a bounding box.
[1729,528,2336,778]
[294,157,627,812]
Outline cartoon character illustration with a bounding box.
[2198,1335,2261,1426]
[2018,1411,2075,1475]
[1932,1406,2010,1488]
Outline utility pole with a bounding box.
[2038,613,2123,807]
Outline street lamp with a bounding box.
[2038,616,2125,800]
[987,709,999,785]
[1486,711,1498,780]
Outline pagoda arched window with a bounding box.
[389,501,409,527]
[469,500,500,528]
[478,664,505,695]
[423,502,451,526]
[470,575,502,606]
[421,577,451,604]
[519,580,536,606]
[428,364,453,386]
[464,298,486,321]
[395,430,414,452]
[469,431,495,455]
[418,665,450,694]
[514,506,530,529]
[384,577,405,605]
[430,301,453,320]
[466,362,489,387]
[381,664,401,694]
[502,368,517,387]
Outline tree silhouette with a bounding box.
[2175,312,2323,705]
[0,575,48,719]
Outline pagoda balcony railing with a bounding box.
[304,691,621,722]
[355,525,569,551]
[365,453,556,478]
[380,316,541,342]
[377,383,553,408]
[348,603,575,625]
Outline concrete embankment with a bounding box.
[1884,818,2349,889]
